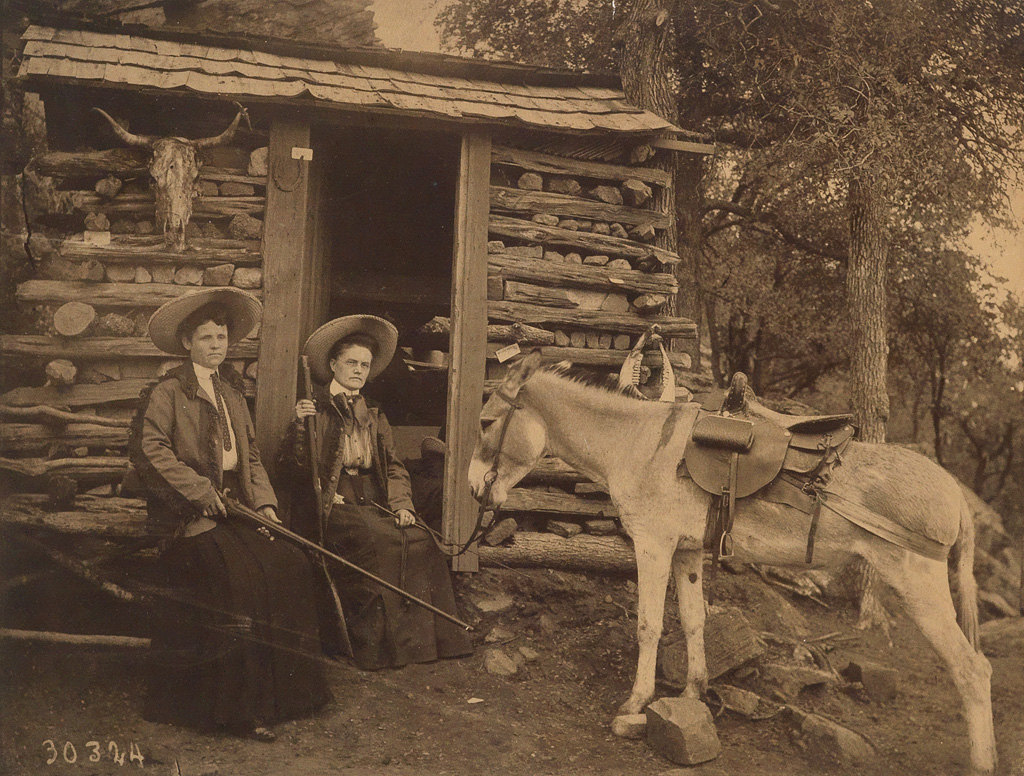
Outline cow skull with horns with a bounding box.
[94,108,245,250]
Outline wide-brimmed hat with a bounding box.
[303,315,398,383]
[148,287,262,356]
[421,436,446,458]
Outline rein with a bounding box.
[447,387,523,557]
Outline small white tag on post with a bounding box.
[291,147,313,161]
[495,343,521,363]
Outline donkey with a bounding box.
[94,108,244,250]
[468,352,996,774]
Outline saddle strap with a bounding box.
[706,451,740,605]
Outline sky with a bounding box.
[370,0,1023,301]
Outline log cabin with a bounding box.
[0,18,711,632]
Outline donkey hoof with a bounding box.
[611,714,647,739]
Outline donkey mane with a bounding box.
[540,361,638,399]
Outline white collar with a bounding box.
[193,363,218,381]
[329,380,361,398]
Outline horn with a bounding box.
[93,108,156,147]
[194,110,244,149]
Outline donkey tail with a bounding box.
[951,492,981,651]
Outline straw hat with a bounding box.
[420,436,446,458]
[303,315,398,384]
[148,287,262,356]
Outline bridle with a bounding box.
[448,386,524,557]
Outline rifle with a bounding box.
[219,492,473,631]
[301,355,353,656]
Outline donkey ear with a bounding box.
[501,349,543,393]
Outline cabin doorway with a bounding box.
[318,125,460,459]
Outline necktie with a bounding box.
[210,372,233,452]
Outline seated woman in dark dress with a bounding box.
[282,315,472,671]
[129,287,331,740]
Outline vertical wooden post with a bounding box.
[443,130,491,572]
[255,119,327,479]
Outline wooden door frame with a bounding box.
[443,130,491,572]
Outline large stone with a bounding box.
[487,240,506,253]
[151,265,176,284]
[134,266,153,283]
[546,520,582,538]
[483,648,519,677]
[174,266,204,286]
[714,685,762,717]
[248,146,269,177]
[760,662,837,701]
[94,176,122,199]
[84,212,109,231]
[841,659,899,703]
[219,181,255,197]
[475,591,515,613]
[203,263,236,286]
[531,213,560,227]
[589,185,623,205]
[198,180,220,197]
[583,254,610,266]
[645,697,721,765]
[547,177,582,196]
[787,707,875,766]
[228,213,263,240]
[622,179,653,207]
[483,517,518,546]
[517,172,543,191]
[104,264,137,283]
[231,267,263,289]
[503,245,543,259]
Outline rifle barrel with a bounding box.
[219,492,473,632]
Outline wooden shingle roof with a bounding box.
[18,25,679,134]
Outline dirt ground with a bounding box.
[2,564,1022,776]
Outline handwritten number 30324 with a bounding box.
[42,739,144,767]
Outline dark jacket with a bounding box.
[283,385,414,534]
[129,362,277,538]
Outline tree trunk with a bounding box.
[845,171,892,633]
[846,172,890,444]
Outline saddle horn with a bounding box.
[723,372,748,414]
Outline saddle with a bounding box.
[681,373,856,583]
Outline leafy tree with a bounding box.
[438,0,1024,447]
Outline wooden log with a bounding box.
[660,607,766,685]
[521,457,593,487]
[17,279,259,308]
[0,423,129,453]
[489,215,678,266]
[1,335,259,360]
[0,493,147,538]
[2,379,149,407]
[503,281,577,308]
[488,300,697,338]
[477,531,637,574]
[69,192,265,217]
[0,405,129,427]
[485,343,691,370]
[52,301,96,336]
[107,235,260,251]
[0,456,128,479]
[490,186,669,228]
[57,240,261,266]
[489,254,677,297]
[492,145,671,187]
[32,148,150,177]
[413,317,554,348]
[0,629,150,648]
[504,487,618,517]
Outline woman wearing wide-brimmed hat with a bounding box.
[282,315,472,670]
[129,288,331,739]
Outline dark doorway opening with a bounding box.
[319,125,459,437]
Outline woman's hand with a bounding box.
[201,491,227,519]
[394,508,416,528]
[295,399,316,420]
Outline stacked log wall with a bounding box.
[1,125,269,514]
[421,139,698,560]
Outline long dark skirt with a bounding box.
[145,521,332,729]
[326,476,472,671]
